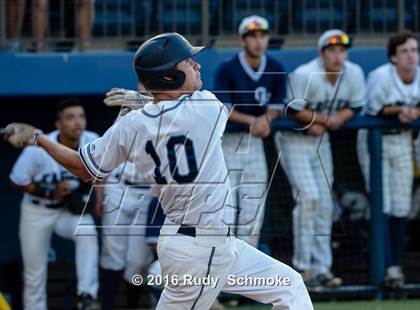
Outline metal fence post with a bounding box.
[368,128,385,299]
[201,0,209,45]
[0,0,6,49]
[397,0,405,32]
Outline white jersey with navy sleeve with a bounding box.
[81,89,312,309]
[10,130,99,206]
[287,58,366,112]
[108,161,148,184]
[79,90,230,228]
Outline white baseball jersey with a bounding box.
[10,130,99,205]
[363,63,420,116]
[287,57,366,112]
[88,91,313,310]
[79,90,230,228]
[108,161,148,184]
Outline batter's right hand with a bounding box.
[4,123,43,148]
[104,88,153,110]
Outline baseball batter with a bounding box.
[9,99,100,310]
[357,32,420,288]
[275,29,366,289]
[214,15,286,247]
[4,33,312,310]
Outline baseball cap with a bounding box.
[318,29,351,51]
[238,15,269,37]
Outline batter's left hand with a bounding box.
[4,123,43,148]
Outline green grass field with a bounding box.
[226,299,420,310]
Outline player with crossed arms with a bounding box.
[357,32,420,289]
[214,15,286,248]
[3,32,312,310]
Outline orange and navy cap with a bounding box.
[318,29,351,51]
[238,15,269,37]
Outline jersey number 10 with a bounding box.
[145,135,198,184]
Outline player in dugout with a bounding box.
[358,31,420,289]
[214,15,286,249]
[8,98,101,310]
[275,29,366,290]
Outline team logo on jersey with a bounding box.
[39,171,80,190]
[254,86,271,105]
[314,99,350,112]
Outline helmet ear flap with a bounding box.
[156,68,186,90]
[139,68,186,91]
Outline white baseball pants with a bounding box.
[222,132,268,247]
[19,202,99,310]
[275,131,334,274]
[156,222,313,310]
[357,130,413,217]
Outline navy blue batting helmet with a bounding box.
[134,33,205,90]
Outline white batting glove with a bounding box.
[4,123,43,148]
[104,88,153,110]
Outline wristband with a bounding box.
[31,129,43,145]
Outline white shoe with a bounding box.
[385,266,404,289]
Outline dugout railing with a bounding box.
[260,115,420,299]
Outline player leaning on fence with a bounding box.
[275,29,366,290]
[3,33,313,310]
[214,15,286,248]
[358,32,420,289]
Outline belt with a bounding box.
[382,128,402,135]
[177,224,231,238]
[124,180,150,188]
[31,199,64,209]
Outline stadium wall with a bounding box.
[0,48,387,96]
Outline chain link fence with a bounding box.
[0,0,418,51]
